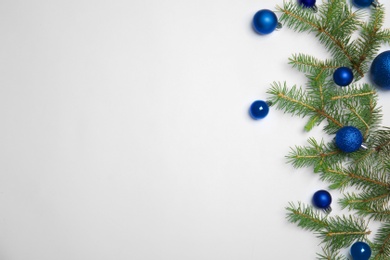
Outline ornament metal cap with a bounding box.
[360,143,369,150]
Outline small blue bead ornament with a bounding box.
[252,10,279,35]
[249,100,269,119]
[333,67,354,87]
[370,50,390,90]
[350,241,372,260]
[335,126,363,153]
[312,190,332,213]
[298,0,316,8]
[352,0,374,8]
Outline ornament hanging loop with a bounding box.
[276,22,283,30]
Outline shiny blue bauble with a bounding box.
[370,50,390,90]
[312,190,332,209]
[253,10,278,35]
[350,241,371,260]
[298,0,316,8]
[249,100,269,119]
[333,67,354,87]
[335,126,363,153]
[352,0,373,8]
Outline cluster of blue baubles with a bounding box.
[252,0,374,35]
[250,0,390,121]
[249,1,380,258]
[311,186,371,259]
[311,190,371,259]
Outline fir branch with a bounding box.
[345,103,370,131]
[279,0,369,76]
[319,0,362,44]
[339,189,390,213]
[268,0,390,257]
[372,222,390,258]
[304,115,321,132]
[267,82,316,116]
[286,202,329,232]
[267,82,344,129]
[330,86,376,101]
[277,1,319,33]
[377,28,390,44]
[316,247,348,260]
[286,203,370,251]
[373,127,390,153]
[307,68,330,112]
[351,6,385,78]
[357,205,390,222]
[320,164,390,191]
[287,138,342,169]
[320,215,370,250]
[289,54,339,75]
[356,127,390,169]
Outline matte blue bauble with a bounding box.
[335,126,363,153]
[312,190,332,209]
[252,10,278,35]
[249,100,269,119]
[352,0,373,8]
[370,50,390,90]
[333,67,354,86]
[350,241,371,260]
[298,0,316,8]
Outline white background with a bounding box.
[0,0,389,259]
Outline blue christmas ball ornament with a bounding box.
[312,190,332,212]
[350,241,371,260]
[352,0,373,8]
[370,50,390,90]
[249,100,269,119]
[333,67,354,86]
[335,126,363,153]
[252,9,278,35]
[298,0,316,8]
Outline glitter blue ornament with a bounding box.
[352,0,374,8]
[335,126,363,153]
[333,67,354,87]
[249,100,269,119]
[370,50,390,90]
[298,0,316,8]
[350,241,371,260]
[252,10,278,35]
[312,190,332,213]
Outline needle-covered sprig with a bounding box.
[266,0,390,258]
